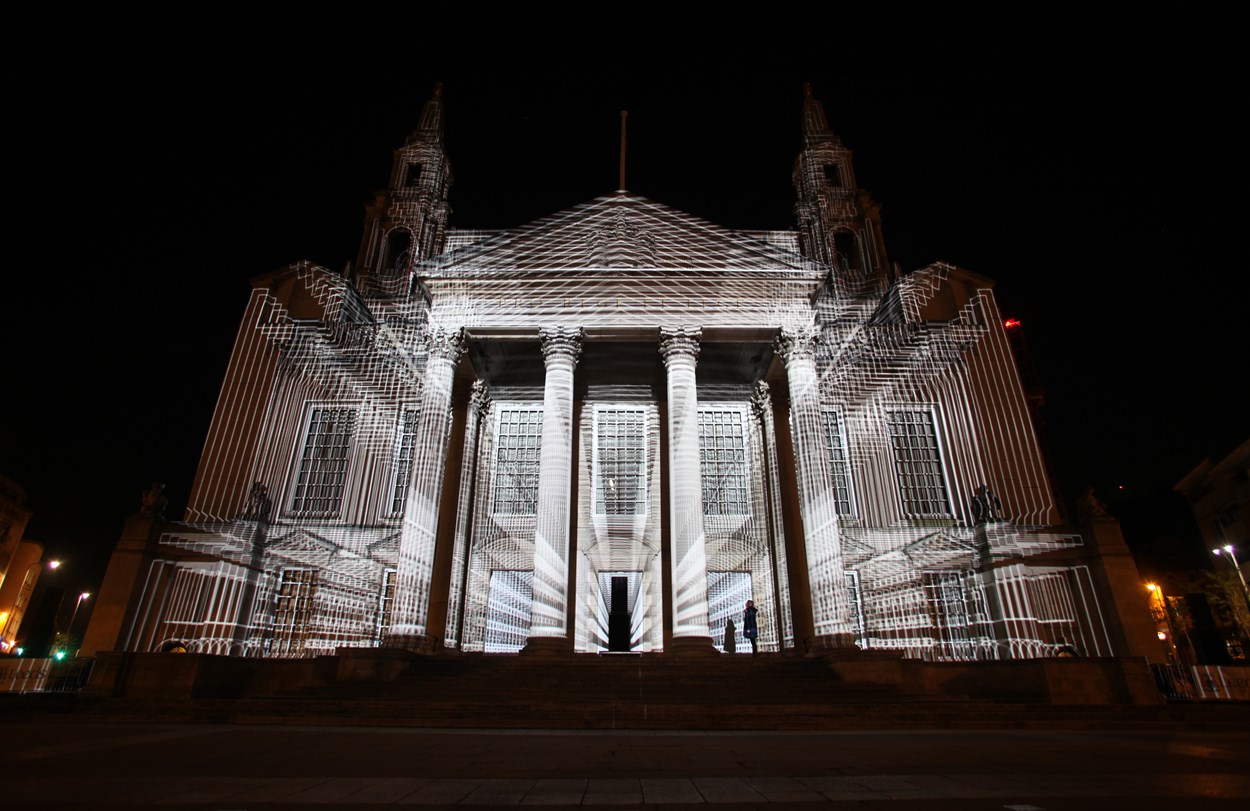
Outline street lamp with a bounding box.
[68,592,91,634]
[1213,544,1250,615]
[0,559,63,650]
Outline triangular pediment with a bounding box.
[422,191,824,276]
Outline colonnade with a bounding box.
[384,325,855,652]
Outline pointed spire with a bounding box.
[409,81,444,145]
[801,82,840,147]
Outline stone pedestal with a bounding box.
[667,636,719,657]
[521,636,574,657]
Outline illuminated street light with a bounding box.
[1212,544,1250,616]
[68,592,91,634]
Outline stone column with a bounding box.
[444,380,490,650]
[526,327,583,651]
[774,327,855,649]
[386,327,466,651]
[659,327,714,651]
[751,381,795,650]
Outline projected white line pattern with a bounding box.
[660,327,712,641]
[387,327,465,647]
[776,327,853,645]
[444,380,490,649]
[530,327,583,639]
[98,84,1135,667]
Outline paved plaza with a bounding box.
[8,719,1250,809]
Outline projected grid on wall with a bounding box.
[595,408,646,515]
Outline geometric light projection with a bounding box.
[698,409,750,515]
[886,409,952,517]
[271,569,317,657]
[707,571,752,653]
[822,409,856,516]
[110,84,1127,667]
[490,407,543,515]
[289,407,356,518]
[484,571,532,653]
[594,408,647,515]
[388,410,419,516]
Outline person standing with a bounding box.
[743,600,759,656]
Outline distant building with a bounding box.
[1176,439,1250,560]
[1175,437,1250,657]
[0,473,37,652]
[84,84,1158,664]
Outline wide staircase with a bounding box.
[13,651,1249,732]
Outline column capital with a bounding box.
[539,326,584,365]
[469,379,491,414]
[774,326,819,364]
[750,381,772,419]
[659,326,702,365]
[426,327,467,362]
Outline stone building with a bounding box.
[82,84,1158,665]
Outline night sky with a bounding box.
[4,48,1242,601]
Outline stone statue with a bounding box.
[239,482,272,522]
[971,484,1002,524]
[141,482,167,515]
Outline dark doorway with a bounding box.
[608,576,631,652]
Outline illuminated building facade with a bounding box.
[86,84,1157,663]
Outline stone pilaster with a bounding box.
[444,380,490,649]
[751,381,795,650]
[660,327,713,648]
[386,327,465,651]
[774,327,855,649]
[527,327,583,647]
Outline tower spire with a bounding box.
[792,82,894,291]
[354,82,453,296]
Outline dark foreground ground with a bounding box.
[6,715,1249,809]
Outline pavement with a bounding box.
[7,718,1250,809]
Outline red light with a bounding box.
[1004,318,1021,330]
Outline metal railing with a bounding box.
[0,657,95,693]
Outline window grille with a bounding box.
[595,408,646,515]
[698,409,749,515]
[924,570,972,659]
[388,409,419,516]
[822,410,856,515]
[491,407,543,515]
[289,407,356,517]
[886,409,951,516]
[376,568,397,641]
[845,569,867,648]
[271,568,317,657]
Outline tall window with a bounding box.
[595,408,646,515]
[845,569,867,649]
[491,407,543,515]
[699,408,749,515]
[822,409,856,516]
[924,570,971,659]
[388,409,419,516]
[376,568,397,642]
[887,409,950,516]
[289,407,356,518]
[271,568,317,657]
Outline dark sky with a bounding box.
[4,49,1242,596]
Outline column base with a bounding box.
[804,632,860,656]
[667,636,719,657]
[520,636,573,657]
[379,633,439,655]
